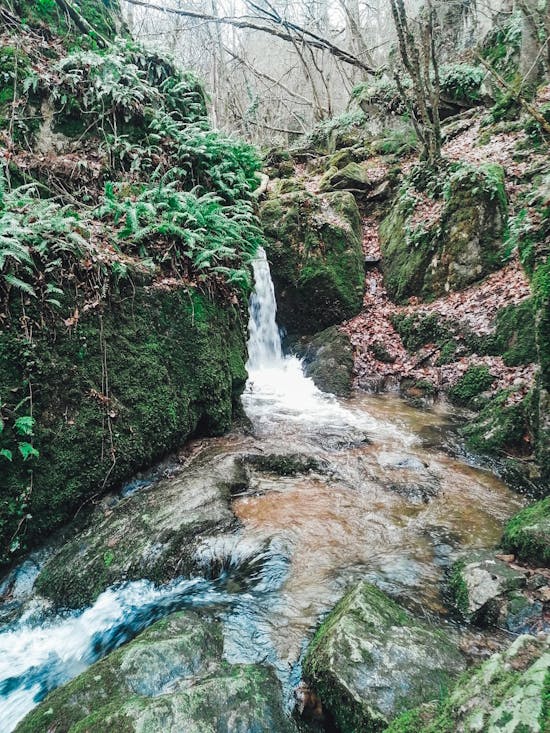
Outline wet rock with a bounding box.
[450,550,526,624]
[260,189,364,335]
[387,482,439,504]
[242,452,328,477]
[302,582,465,733]
[16,610,298,733]
[502,497,550,567]
[293,326,354,396]
[387,634,550,733]
[379,453,427,471]
[497,592,545,634]
[34,454,245,608]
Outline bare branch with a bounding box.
[123,0,376,72]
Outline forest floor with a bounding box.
[331,101,550,402]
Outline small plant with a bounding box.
[448,365,495,406]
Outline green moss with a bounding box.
[448,560,468,617]
[391,314,452,352]
[494,300,537,366]
[261,190,364,334]
[461,389,529,456]
[448,366,495,406]
[380,163,506,302]
[502,498,550,567]
[0,287,248,564]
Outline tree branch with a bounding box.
[123,0,376,73]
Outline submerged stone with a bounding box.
[302,581,465,733]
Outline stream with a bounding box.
[0,248,524,731]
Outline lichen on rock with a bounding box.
[303,581,465,733]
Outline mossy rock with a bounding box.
[0,286,248,566]
[494,299,538,366]
[13,0,123,41]
[461,389,531,457]
[502,498,550,567]
[293,326,354,396]
[16,610,298,733]
[388,634,550,733]
[380,163,507,302]
[319,161,373,192]
[303,581,465,733]
[260,189,364,335]
[448,365,495,407]
[449,550,526,625]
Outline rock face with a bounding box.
[380,163,506,302]
[387,634,550,733]
[33,450,246,608]
[0,282,248,565]
[293,326,354,395]
[16,610,298,733]
[502,498,550,567]
[260,188,364,334]
[302,582,465,733]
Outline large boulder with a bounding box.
[302,582,465,733]
[380,163,506,302]
[0,287,248,566]
[387,634,550,733]
[293,326,354,396]
[15,610,298,733]
[260,188,364,334]
[502,498,550,567]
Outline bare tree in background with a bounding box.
[390,0,442,163]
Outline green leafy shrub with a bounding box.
[439,64,485,105]
[352,77,408,114]
[99,181,263,291]
[372,127,419,156]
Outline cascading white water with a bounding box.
[243,247,416,445]
[246,247,284,370]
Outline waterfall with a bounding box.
[246,247,284,371]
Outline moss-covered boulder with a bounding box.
[319,161,372,192]
[387,634,550,733]
[292,326,354,395]
[502,498,550,567]
[0,287,247,565]
[302,582,465,733]
[380,163,506,301]
[16,610,298,733]
[449,551,526,625]
[461,390,532,458]
[260,189,364,334]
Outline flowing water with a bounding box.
[0,247,524,731]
